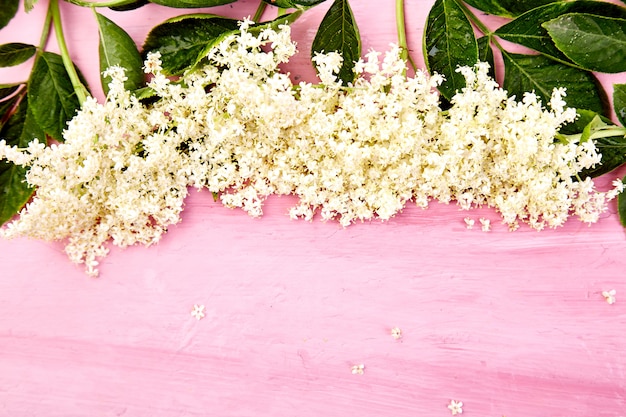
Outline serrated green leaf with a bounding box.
[109,0,149,11]
[143,12,302,76]
[28,52,81,142]
[96,12,144,95]
[495,1,626,66]
[0,83,22,101]
[615,83,626,126]
[0,0,19,30]
[543,14,626,73]
[424,0,478,101]
[24,0,40,12]
[262,0,326,6]
[291,0,326,5]
[311,0,361,86]
[262,0,294,7]
[0,43,36,68]
[142,14,240,75]
[463,0,554,18]
[502,52,608,116]
[0,95,46,225]
[132,86,157,101]
[477,36,495,79]
[148,0,235,8]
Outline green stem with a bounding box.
[38,3,54,51]
[252,1,268,22]
[50,0,88,105]
[396,0,408,61]
[455,0,491,36]
[558,127,626,143]
[395,0,417,72]
[454,0,509,52]
[277,7,287,17]
[589,128,626,140]
[63,0,139,8]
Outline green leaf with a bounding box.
[109,0,149,11]
[615,83,626,126]
[0,93,20,131]
[143,14,240,75]
[0,43,36,68]
[28,52,82,142]
[148,0,235,8]
[311,0,361,86]
[424,0,478,101]
[495,1,626,66]
[96,12,144,95]
[0,0,19,30]
[0,95,46,226]
[132,86,157,101]
[143,12,303,76]
[262,0,326,6]
[543,14,626,73]
[262,0,296,7]
[477,36,495,79]
[501,52,608,116]
[462,0,554,18]
[0,83,22,101]
[619,177,626,227]
[24,0,40,12]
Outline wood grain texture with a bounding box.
[1,1,626,416]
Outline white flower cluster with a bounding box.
[0,20,619,275]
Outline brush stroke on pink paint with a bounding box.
[1,1,625,416]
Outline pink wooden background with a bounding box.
[1,1,626,416]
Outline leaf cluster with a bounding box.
[421,0,626,224]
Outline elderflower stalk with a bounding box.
[395,0,416,72]
[50,0,89,105]
[252,1,268,23]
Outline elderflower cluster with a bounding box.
[0,20,619,275]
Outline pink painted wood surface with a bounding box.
[1,1,626,416]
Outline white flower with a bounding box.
[351,364,365,375]
[612,179,624,193]
[479,218,491,232]
[602,289,616,305]
[463,217,474,229]
[448,399,463,415]
[191,304,206,320]
[0,23,616,276]
[391,327,402,340]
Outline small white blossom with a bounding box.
[448,399,463,415]
[479,218,491,232]
[463,217,475,229]
[602,289,616,305]
[351,364,365,375]
[191,304,206,320]
[391,327,402,340]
